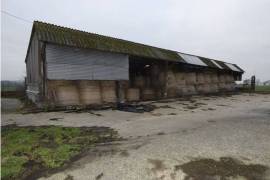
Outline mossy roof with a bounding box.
[28,21,243,73]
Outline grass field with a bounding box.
[1,81,24,92]
[255,85,270,92]
[1,125,120,180]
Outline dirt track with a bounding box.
[2,93,270,180]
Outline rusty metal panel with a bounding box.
[46,44,129,80]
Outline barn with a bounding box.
[25,21,244,107]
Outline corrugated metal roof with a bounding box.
[33,21,182,62]
[26,21,244,73]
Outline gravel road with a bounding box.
[2,93,270,180]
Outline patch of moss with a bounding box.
[1,125,120,180]
[35,21,181,62]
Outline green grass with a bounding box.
[255,85,270,92]
[1,86,17,92]
[1,126,119,180]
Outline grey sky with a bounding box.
[1,0,270,81]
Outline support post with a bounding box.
[163,61,168,98]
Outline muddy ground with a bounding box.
[2,93,270,180]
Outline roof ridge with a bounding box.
[33,21,176,53]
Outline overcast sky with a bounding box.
[1,0,270,81]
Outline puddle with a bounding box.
[119,150,129,157]
[151,113,163,116]
[117,103,156,113]
[148,159,167,173]
[64,174,74,180]
[49,117,63,121]
[157,132,166,135]
[88,111,102,116]
[216,104,229,107]
[194,102,207,106]
[189,100,197,103]
[202,108,216,111]
[184,106,198,110]
[95,172,104,180]
[158,105,176,109]
[175,157,268,180]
